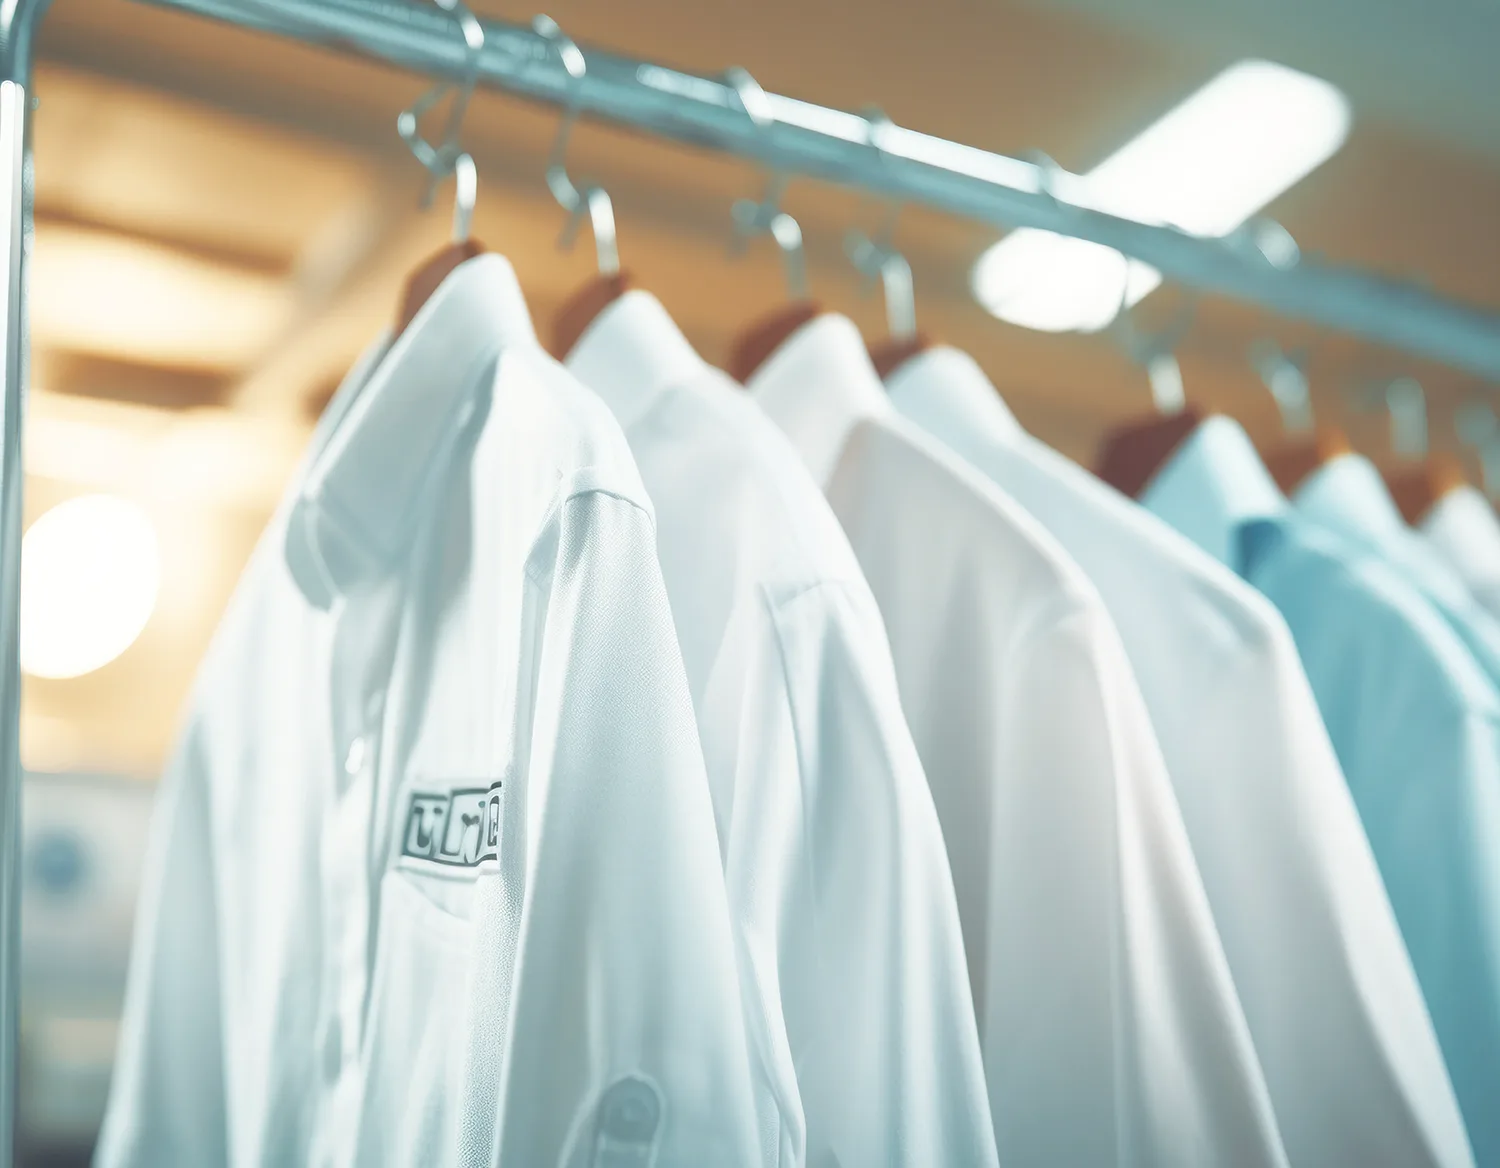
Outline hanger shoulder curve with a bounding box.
[1095,406,1205,499]
[394,238,486,337]
[728,300,821,384]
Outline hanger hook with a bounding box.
[1456,399,1500,498]
[451,151,476,244]
[1225,217,1302,272]
[844,108,916,339]
[534,14,619,276]
[725,66,809,300]
[1251,339,1314,434]
[396,0,485,236]
[1109,284,1197,414]
[1385,375,1428,458]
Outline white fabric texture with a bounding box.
[1423,485,1500,620]
[566,291,998,1168]
[884,345,1474,1168]
[749,315,1289,1168]
[96,257,769,1168]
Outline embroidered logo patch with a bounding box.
[400,780,503,870]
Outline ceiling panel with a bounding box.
[34,63,380,268]
[1021,0,1500,164]
[31,222,296,370]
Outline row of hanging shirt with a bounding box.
[93,234,1500,1168]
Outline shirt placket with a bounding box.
[311,580,404,1168]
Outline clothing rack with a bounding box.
[0,0,1498,1157]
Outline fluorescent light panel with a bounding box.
[972,59,1352,333]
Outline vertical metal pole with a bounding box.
[0,77,24,1168]
[0,0,44,1159]
[0,78,24,1168]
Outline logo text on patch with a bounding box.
[401,781,502,869]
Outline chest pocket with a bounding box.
[392,780,505,919]
[353,871,475,1168]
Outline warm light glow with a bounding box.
[972,59,1351,332]
[20,495,160,680]
[24,388,305,509]
[30,224,292,369]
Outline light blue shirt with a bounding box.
[1145,417,1500,1167]
[1297,453,1500,687]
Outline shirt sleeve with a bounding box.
[696,579,998,1167]
[472,489,769,1168]
[1188,622,1477,1168]
[1270,562,1500,1168]
[94,715,229,1168]
[990,600,1288,1168]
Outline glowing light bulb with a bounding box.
[20,495,160,679]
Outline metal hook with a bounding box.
[396,0,485,232]
[534,14,619,276]
[845,108,916,339]
[451,151,476,244]
[1225,217,1302,272]
[1250,340,1314,433]
[725,66,809,300]
[1024,150,1071,210]
[1456,400,1500,498]
[1109,284,1197,414]
[1024,148,1142,339]
[1385,376,1428,458]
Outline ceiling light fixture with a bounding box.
[20,495,161,680]
[971,59,1352,333]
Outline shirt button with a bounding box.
[321,1018,343,1080]
[344,736,368,777]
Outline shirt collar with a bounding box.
[1141,414,1289,568]
[884,345,1024,448]
[746,314,892,487]
[565,290,706,431]
[286,253,537,609]
[1425,485,1500,580]
[284,333,389,609]
[1295,452,1410,554]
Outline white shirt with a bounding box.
[884,346,1473,1168]
[750,316,1289,1168]
[97,257,768,1168]
[1423,485,1500,620]
[566,290,997,1167]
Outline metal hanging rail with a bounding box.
[128,0,1500,382]
[0,0,1497,1159]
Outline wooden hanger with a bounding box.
[728,301,822,384]
[869,332,934,381]
[1385,453,1468,525]
[395,236,485,336]
[1096,294,1205,497]
[1096,406,1206,499]
[550,272,633,361]
[1261,430,1351,495]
